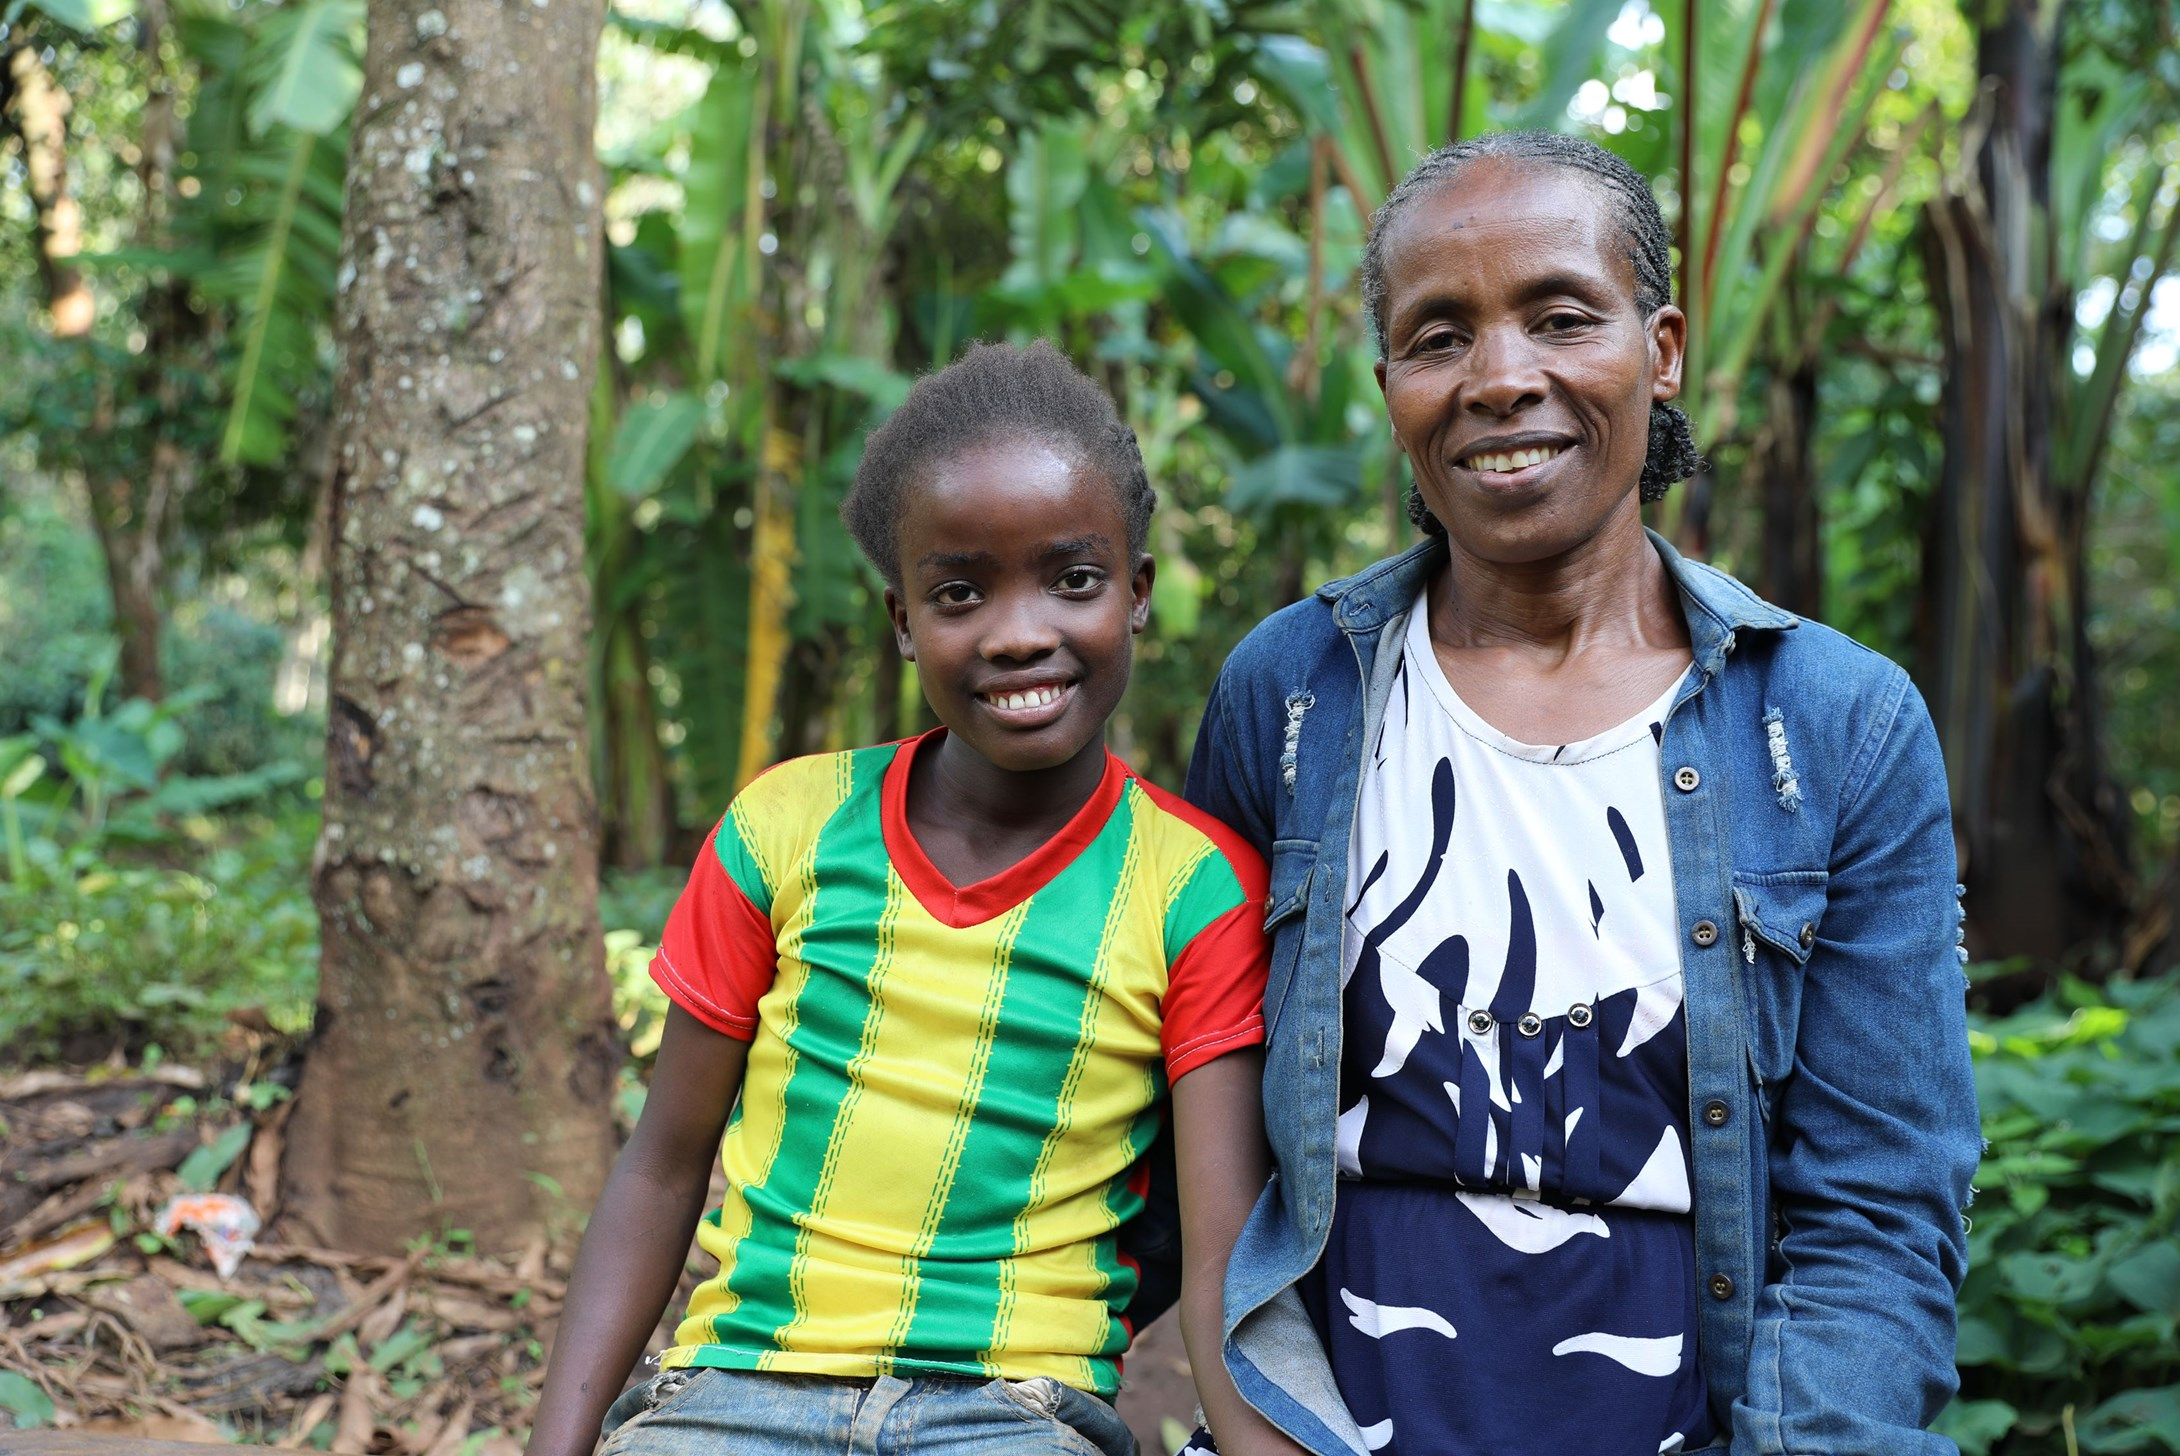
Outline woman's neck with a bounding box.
[1429,504,1683,661]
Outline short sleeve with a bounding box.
[649,808,779,1040]
[1138,782,1271,1081]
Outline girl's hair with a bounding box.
[1359,131,1702,520]
[842,340,1155,588]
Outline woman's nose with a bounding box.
[1463,324,1548,417]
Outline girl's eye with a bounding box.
[1055,566,1105,593]
[931,582,980,607]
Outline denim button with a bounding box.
[1708,1273,1734,1300]
[1703,1100,1729,1127]
[1799,922,1816,949]
[1516,1013,1543,1038]
[1674,766,1700,792]
[1467,1009,1494,1035]
[1567,1003,1594,1028]
[1691,919,1719,948]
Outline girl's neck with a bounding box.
[914,729,1109,839]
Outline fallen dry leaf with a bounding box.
[356,1284,409,1348]
[248,1101,291,1218]
[80,1409,230,1442]
[0,1220,115,1291]
[332,1365,383,1455]
[420,1390,476,1456]
[281,1392,338,1449]
[87,1273,205,1351]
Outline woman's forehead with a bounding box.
[1380,161,1633,298]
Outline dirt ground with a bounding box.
[0,1051,1199,1452]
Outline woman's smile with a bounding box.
[1373,158,1684,562]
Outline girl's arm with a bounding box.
[526,1006,749,1456]
[1171,1050,1312,1456]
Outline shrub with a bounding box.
[1943,973,2180,1455]
[0,499,114,735]
[0,817,320,1060]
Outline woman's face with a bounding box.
[1374,158,1685,565]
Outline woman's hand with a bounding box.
[525,1005,747,1456]
[1171,1051,1313,1456]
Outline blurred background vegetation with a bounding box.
[3,0,2180,1449]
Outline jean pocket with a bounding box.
[979,1377,1118,1456]
[1730,869,1829,1091]
[598,1369,706,1456]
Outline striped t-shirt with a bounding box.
[648,729,1270,1395]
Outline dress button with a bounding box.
[1703,1100,1729,1127]
[1467,1010,1494,1035]
[1799,922,1816,949]
[1708,1273,1735,1301]
[1567,1003,1594,1029]
[1517,1013,1543,1038]
[1674,766,1701,792]
[1691,919,1719,948]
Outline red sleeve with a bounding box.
[648,822,778,1040]
[1160,899,1270,1081]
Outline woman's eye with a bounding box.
[1541,311,1590,332]
[1414,331,1460,354]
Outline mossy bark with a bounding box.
[282,0,617,1254]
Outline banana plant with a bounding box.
[122,0,365,465]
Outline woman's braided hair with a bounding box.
[843,339,1155,588]
[1359,131,1703,529]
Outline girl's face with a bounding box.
[1373,158,1686,565]
[885,436,1153,776]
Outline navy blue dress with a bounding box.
[1295,611,1715,1456]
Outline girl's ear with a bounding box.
[883,587,915,661]
[1129,554,1156,635]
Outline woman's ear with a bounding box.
[883,587,915,661]
[1129,555,1156,635]
[1649,303,1688,402]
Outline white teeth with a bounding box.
[990,686,1063,710]
[1465,445,1563,473]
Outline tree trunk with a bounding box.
[1755,357,1820,618]
[283,0,618,1254]
[1917,0,2131,965]
[4,45,94,336]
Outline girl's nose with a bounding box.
[980,591,1062,661]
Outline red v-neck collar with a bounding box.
[880,728,1131,929]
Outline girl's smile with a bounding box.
[885,435,1153,781]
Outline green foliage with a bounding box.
[1946,973,2180,1455]
[0,499,117,736]
[162,601,320,780]
[0,815,319,1060]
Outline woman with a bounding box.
[1183,133,1980,1456]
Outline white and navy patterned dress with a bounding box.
[1293,594,1715,1456]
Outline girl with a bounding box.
[528,342,1306,1456]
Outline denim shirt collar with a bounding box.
[1317,526,1799,676]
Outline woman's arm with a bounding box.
[1741,671,1980,1454]
[1171,1051,1311,1456]
[526,1006,749,1456]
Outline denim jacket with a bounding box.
[1182,531,1980,1456]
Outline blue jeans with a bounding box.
[599,1366,1139,1456]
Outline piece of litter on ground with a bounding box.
[156,1193,262,1279]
